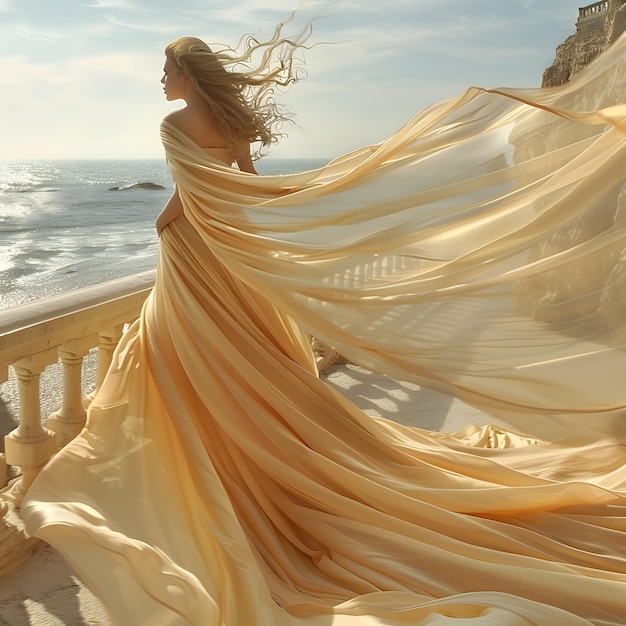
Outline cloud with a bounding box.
[102,13,186,35]
[5,50,162,94]
[11,28,59,43]
[0,0,580,160]
[84,0,142,8]
[1,50,168,159]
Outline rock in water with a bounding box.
[108,182,166,191]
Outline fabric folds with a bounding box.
[22,32,626,626]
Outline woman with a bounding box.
[157,36,259,236]
[22,17,626,626]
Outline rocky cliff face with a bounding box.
[542,0,626,87]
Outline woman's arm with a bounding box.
[156,188,184,235]
[157,146,255,235]
[236,150,258,175]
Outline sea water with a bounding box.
[0,158,327,309]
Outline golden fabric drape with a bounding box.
[21,33,626,626]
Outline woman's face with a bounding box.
[161,56,187,101]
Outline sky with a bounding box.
[1,0,582,161]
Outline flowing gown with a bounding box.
[21,33,626,626]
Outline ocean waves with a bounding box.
[0,159,170,308]
[0,157,327,309]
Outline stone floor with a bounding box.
[1,363,503,625]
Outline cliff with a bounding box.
[542,0,626,87]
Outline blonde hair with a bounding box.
[165,14,314,159]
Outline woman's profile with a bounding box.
[20,13,626,626]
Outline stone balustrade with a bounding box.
[579,1,610,18]
[577,1,610,32]
[0,254,402,577]
[0,270,155,577]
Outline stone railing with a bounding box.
[577,1,610,32]
[0,270,155,577]
[0,266,350,577]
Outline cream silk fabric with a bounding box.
[21,35,626,626]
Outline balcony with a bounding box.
[0,271,156,578]
[576,1,609,33]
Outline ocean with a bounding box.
[0,158,327,309]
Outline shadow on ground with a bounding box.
[0,544,109,626]
[0,395,17,454]
[322,362,461,432]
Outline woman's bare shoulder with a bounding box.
[163,109,190,131]
[163,108,224,148]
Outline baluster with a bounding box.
[47,339,92,448]
[95,326,123,394]
[82,326,124,409]
[3,353,58,507]
[0,365,45,578]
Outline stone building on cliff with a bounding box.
[542,0,626,86]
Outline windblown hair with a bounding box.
[165,13,314,159]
